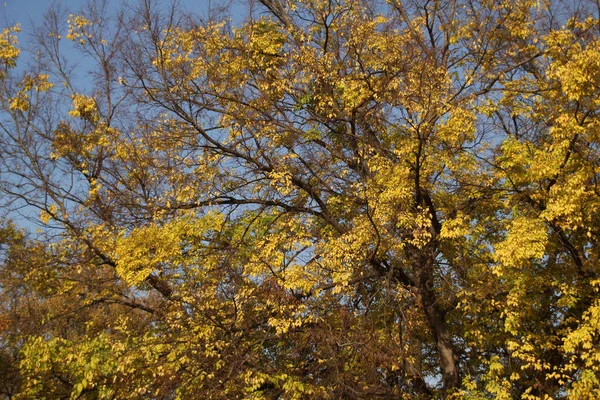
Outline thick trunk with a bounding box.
[420,277,460,391]
[410,246,460,393]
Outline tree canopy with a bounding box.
[1,0,600,398]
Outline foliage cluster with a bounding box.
[1,0,600,398]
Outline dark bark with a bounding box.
[408,244,460,393]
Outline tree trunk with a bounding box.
[420,276,460,391]
[410,245,460,393]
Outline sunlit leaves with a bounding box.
[3,0,600,398]
[0,25,20,71]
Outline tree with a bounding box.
[1,0,600,398]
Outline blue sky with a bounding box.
[3,1,83,56]
[1,0,248,69]
[4,0,84,25]
[0,0,255,230]
[2,0,246,31]
[0,0,248,230]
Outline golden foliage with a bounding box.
[2,0,600,398]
